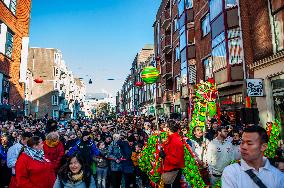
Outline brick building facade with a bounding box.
[152,0,283,123]
[0,0,31,118]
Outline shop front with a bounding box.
[251,51,284,127]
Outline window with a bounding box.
[54,81,59,90]
[175,76,181,91]
[174,18,179,31]
[209,0,223,21]
[187,29,195,45]
[178,0,185,17]
[175,46,180,61]
[185,0,193,9]
[52,110,59,119]
[181,60,187,85]
[270,0,284,52]
[188,65,196,84]
[52,95,58,105]
[180,26,186,50]
[201,13,211,37]
[211,13,225,39]
[53,67,59,77]
[226,0,237,8]
[228,28,243,64]
[203,57,213,80]
[212,32,226,71]
[9,0,17,15]
[5,28,14,58]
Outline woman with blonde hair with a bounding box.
[43,132,65,172]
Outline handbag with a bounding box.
[161,170,179,184]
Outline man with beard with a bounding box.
[205,126,234,185]
[66,131,100,164]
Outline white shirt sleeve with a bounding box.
[221,165,238,188]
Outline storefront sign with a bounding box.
[246,79,264,97]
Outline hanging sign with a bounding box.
[246,79,264,97]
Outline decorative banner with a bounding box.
[138,133,206,188]
[141,66,160,84]
[246,79,264,97]
[265,120,281,158]
[189,80,218,137]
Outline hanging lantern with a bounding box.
[89,79,93,84]
[141,66,160,84]
[34,78,43,83]
[135,81,143,87]
[155,56,161,61]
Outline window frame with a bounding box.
[5,28,14,59]
[52,95,59,105]
[203,56,213,80]
[201,13,211,37]
[269,0,284,52]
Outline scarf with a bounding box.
[24,147,46,162]
[45,139,59,148]
[68,170,84,183]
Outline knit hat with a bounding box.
[82,131,90,138]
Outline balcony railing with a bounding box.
[161,62,172,78]
[162,35,171,53]
[162,9,171,29]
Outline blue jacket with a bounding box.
[0,145,8,161]
[66,140,99,163]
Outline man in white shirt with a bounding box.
[222,126,284,188]
[205,126,234,185]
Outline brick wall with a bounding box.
[0,0,32,109]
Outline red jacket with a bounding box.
[163,132,185,172]
[15,153,56,188]
[43,140,65,171]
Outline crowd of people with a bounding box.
[0,113,283,188]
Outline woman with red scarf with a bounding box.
[15,136,56,188]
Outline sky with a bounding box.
[29,0,161,97]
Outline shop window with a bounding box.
[203,57,213,80]
[201,13,211,37]
[5,28,14,58]
[178,0,185,17]
[209,0,223,21]
[185,0,193,9]
[211,13,225,39]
